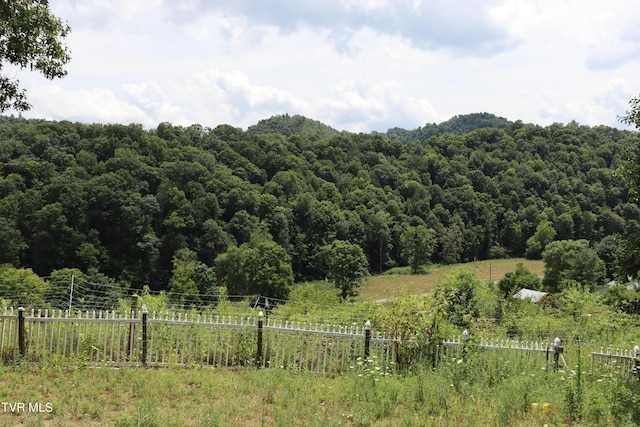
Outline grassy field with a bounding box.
[1,354,637,427]
[0,362,584,427]
[357,258,544,301]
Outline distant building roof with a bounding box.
[513,288,549,303]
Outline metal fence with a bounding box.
[0,307,388,374]
[437,335,568,371]
[590,345,640,376]
[2,306,639,378]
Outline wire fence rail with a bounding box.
[1,306,639,378]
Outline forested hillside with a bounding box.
[0,114,638,296]
[386,112,511,144]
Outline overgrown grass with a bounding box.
[2,353,639,426]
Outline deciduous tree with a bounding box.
[0,0,71,111]
[401,224,436,273]
[321,240,369,300]
[497,263,542,298]
[0,264,49,306]
[214,240,293,300]
[542,240,605,292]
[620,94,640,129]
[525,219,556,259]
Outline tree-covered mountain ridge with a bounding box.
[0,112,638,296]
[246,112,511,141]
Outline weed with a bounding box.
[136,398,158,427]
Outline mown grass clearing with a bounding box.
[358,258,544,301]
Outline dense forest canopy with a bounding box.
[0,113,639,298]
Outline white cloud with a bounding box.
[491,0,640,70]
[54,0,165,32]
[594,79,635,114]
[162,0,517,56]
[27,85,153,125]
[315,79,444,132]
[10,0,640,132]
[112,69,306,129]
[122,82,187,125]
[535,79,636,127]
[188,69,302,122]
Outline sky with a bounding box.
[11,0,640,133]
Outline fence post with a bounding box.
[364,320,371,359]
[141,304,148,366]
[257,311,264,367]
[127,294,139,360]
[461,329,469,358]
[553,337,563,371]
[18,307,25,357]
